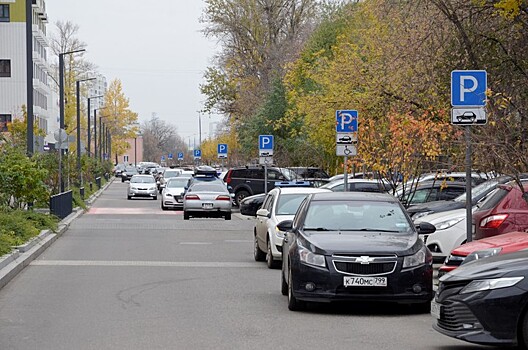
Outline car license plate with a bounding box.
[202,203,214,210]
[431,300,441,319]
[343,276,387,287]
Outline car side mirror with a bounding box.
[256,208,270,218]
[277,220,293,232]
[227,185,233,191]
[417,222,436,235]
[125,180,130,183]
[230,193,235,198]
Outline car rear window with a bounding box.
[190,183,226,192]
[131,176,155,183]
[164,170,180,178]
[476,188,509,211]
[167,178,189,188]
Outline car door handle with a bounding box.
[245,181,251,183]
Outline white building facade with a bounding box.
[0,0,52,150]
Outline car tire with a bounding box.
[288,268,305,311]
[153,196,157,200]
[411,302,431,314]
[224,213,231,220]
[183,211,190,220]
[254,233,266,262]
[161,203,167,211]
[127,196,131,200]
[521,310,528,348]
[235,190,250,206]
[281,264,288,296]
[121,178,125,183]
[266,238,280,269]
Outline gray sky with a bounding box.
[45,0,221,144]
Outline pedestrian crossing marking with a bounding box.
[87,207,182,215]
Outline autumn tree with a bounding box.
[141,115,187,163]
[101,79,139,163]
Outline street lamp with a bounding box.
[87,95,104,157]
[59,49,85,130]
[25,0,33,155]
[93,107,106,161]
[76,77,96,185]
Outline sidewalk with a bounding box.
[0,179,114,290]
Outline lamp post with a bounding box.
[87,95,103,157]
[76,77,95,185]
[93,107,106,161]
[198,111,202,148]
[25,0,33,156]
[59,49,85,130]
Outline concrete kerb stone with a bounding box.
[0,177,114,290]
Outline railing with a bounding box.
[50,190,73,220]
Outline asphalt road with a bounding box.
[0,180,490,350]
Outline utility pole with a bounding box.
[25,0,34,156]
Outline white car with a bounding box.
[253,187,331,269]
[320,178,392,193]
[414,208,467,263]
[161,177,190,210]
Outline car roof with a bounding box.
[271,187,331,195]
[310,191,399,202]
[132,174,154,178]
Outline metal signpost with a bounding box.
[336,110,359,192]
[218,144,228,169]
[259,135,274,193]
[194,149,202,164]
[451,70,487,243]
[177,152,184,166]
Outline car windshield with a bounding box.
[167,178,189,188]
[276,194,309,215]
[164,171,180,178]
[125,168,138,173]
[454,178,500,203]
[190,183,226,193]
[131,176,155,183]
[303,200,411,233]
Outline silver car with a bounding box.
[161,177,190,210]
[158,168,183,192]
[183,182,232,220]
[127,175,158,200]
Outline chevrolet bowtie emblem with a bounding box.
[356,256,375,264]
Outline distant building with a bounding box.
[121,136,143,166]
[0,0,51,151]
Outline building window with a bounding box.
[0,4,9,22]
[0,114,12,132]
[0,60,10,78]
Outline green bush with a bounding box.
[0,210,58,256]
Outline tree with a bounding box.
[141,115,187,163]
[101,79,139,163]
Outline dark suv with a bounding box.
[224,166,297,205]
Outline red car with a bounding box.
[472,181,528,240]
[439,231,528,277]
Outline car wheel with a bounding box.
[266,238,280,269]
[411,302,431,314]
[153,196,157,200]
[183,211,190,220]
[127,196,131,200]
[281,262,288,296]
[254,233,266,262]
[121,178,125,183]
[235,190,250,206]
[288,268,305,311]
[161,203,167,211]
[521,310,528,348]
[224,213,231,220]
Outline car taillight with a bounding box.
[225,170,232,184]
[185,194,200,200]
[480,214,509,229]
[216,195,231,201]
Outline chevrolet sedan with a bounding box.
[127,175,157,200]
[279,192,436,311]
[183,182,232,220]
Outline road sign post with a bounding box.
[259,135,274,193]
[336,111,359,192]
[451,70,487,243]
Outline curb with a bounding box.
[0,178,113,291]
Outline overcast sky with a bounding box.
[45,0,221,144]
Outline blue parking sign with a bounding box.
[336,110,358,133]
[168,153,173,160]
[194,149,202,159]
[177,152,184,161]
[218,144,228,155]
[451,70,487,107]
[161,155,165,161]
[259,135,274,150]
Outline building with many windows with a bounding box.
[0,0,52,150]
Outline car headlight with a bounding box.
[434,217,464,230]
[148,187,156,191]
[462,248,502,265]
[131,187,137,191]
[298,240,326,268]
[413,211,433,221]
[165,193,172,197]
[403,247,427,268]
[460,277,524,294]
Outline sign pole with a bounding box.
[343,156,348,192]
[465,126,473,243]
[264,162,268,194]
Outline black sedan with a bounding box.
[239,193,265,216]
[279,192,435,311]
[433,250,528,347]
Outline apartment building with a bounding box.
[0,0,51,150]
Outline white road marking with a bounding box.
[224,240,253,243]
[179,242,212,245]
[30,260,260,268]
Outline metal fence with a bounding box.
[50,190,73,220]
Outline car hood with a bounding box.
[414,208,466,225]
[441,250,528,282]
[301,231,419,256]
[451,231,528,256]
[407,200,463,215]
